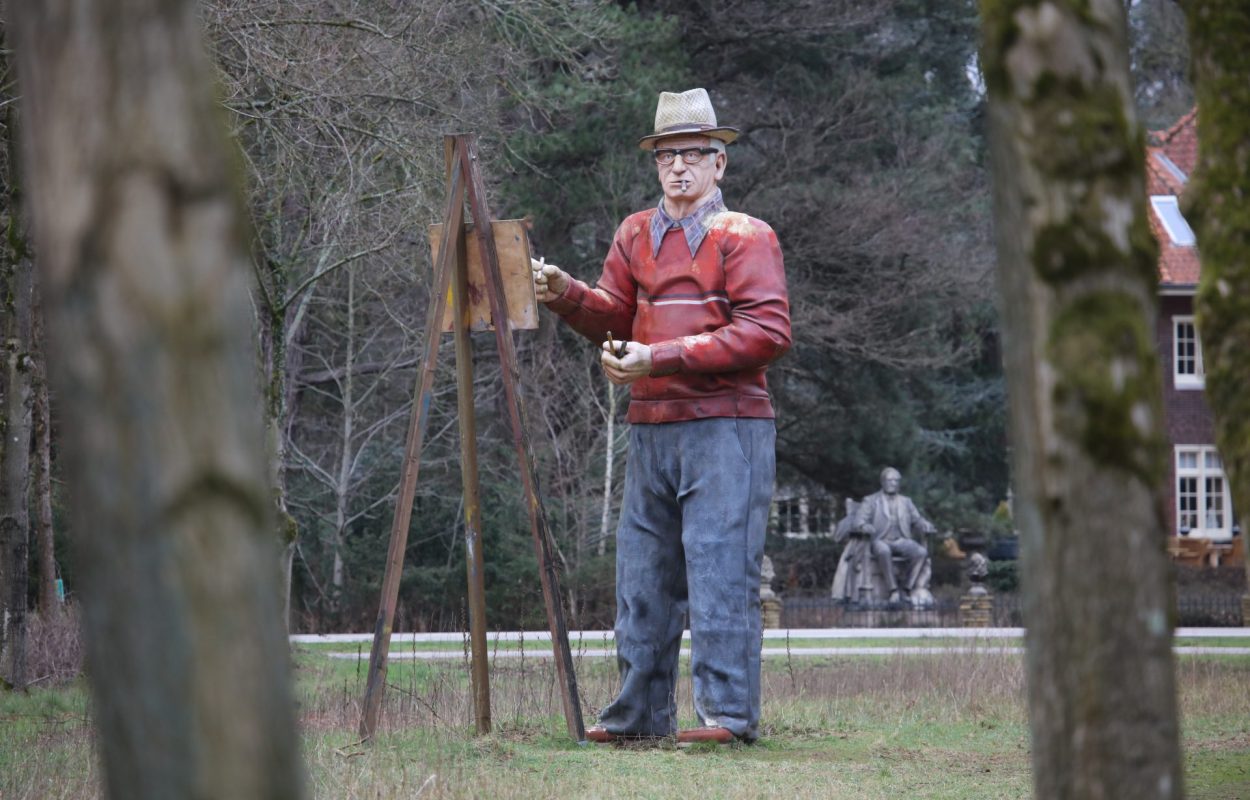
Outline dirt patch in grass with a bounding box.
[1192,731,1250,753]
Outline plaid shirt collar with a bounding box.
[650,189,726,259]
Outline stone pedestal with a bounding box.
[760,555,783,628]
[762,597,783,629]
[960,590,993,627]
[960,540,992,627]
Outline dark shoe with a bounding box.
[676,726,735,744]
[585,725,616,743]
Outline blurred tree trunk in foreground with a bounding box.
[978,2,1182,797]
[0,32,34,691]
[9,0,304,797]
[1185,2,1250,618]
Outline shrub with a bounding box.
[21,605,84,688]
[986,560,1019,593]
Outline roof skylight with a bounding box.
[1153,152,1188,185]
[1151,196,1196,246]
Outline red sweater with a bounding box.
[548,208,791,424]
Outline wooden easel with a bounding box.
[359,133,585,743]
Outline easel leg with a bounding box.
[359,149,465,741]
[457,134,586,743]
[450,148,492,735]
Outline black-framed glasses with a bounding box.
[653,147,719,166]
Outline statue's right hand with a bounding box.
[531,257,570,303]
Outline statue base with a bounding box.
[831,536,935,609]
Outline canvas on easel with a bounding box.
[429,220,538,332]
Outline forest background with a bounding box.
[0,0,1194,634]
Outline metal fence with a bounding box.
[779,597,960,629]
[1177,594,1245,627]
[778,592,1243,628]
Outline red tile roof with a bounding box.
[1146,108,1200,288]
[1149,107,1199,176]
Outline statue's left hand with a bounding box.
[601,340,653,385]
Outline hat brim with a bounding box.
[638,125,739,150]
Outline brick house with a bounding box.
[1146,109,1236,544]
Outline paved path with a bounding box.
[299,627,1250,661]
[322,645,1250,661]
[293,627,1250,646]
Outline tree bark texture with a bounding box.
[1,250,34,692]
[266,313,300,632]
[32,287,58,613]
[1,35,34,690]
[978,2,1182,798]
[1184,3,1250,597]
[257,212,308,632]
[9,1,304,798]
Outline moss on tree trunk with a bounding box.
[1185,1,1250,602]
[979,1,1182,797]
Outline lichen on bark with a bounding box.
[1048,291,1166,481]
[1001,6,1165,480]
[1185,1,1250,586]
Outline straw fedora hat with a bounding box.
[638,88,739,150]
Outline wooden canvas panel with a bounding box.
[429,220,538,332]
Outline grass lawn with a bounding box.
[3,644,1249,798]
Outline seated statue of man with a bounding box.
[853,467,937,605]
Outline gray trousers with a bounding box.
[597,418,775,741]
[870,537,928,593]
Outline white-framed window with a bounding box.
[808,496,834,537]
[1173,316,1205,390]
[1176,446,1233,540]
[771,493,836,538]
[1151,195,1197,246]
[774,497,805,536]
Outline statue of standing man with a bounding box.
[531,88,790,744]
[853,467,937,605]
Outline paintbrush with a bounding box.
[606,331,626,359]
